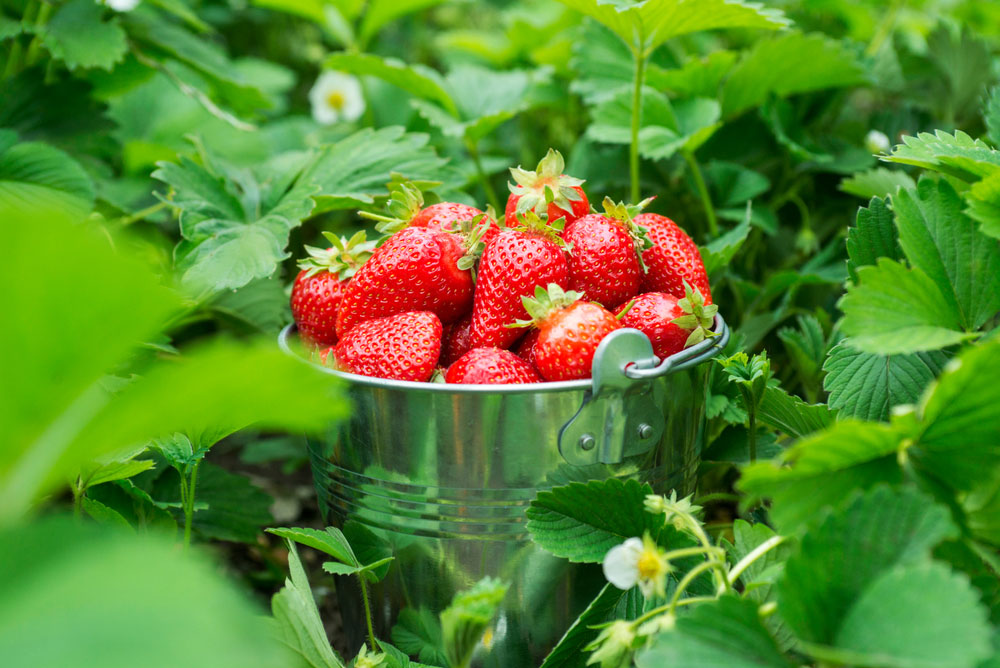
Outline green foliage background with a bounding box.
[2,0,1000,666]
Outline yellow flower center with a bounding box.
[637,550,662,579]
[481,627,494,649]
[326,90,346,110]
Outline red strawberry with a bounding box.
[291,231,376,347]
[440,313,473,366]
[563,197,655,308]
[505,149,589,227]
[363,180,499,241]
[634,213,711,303]
[446,347,541,384]
[617,285,717,359]
[335,226,473,338]
[469,212,570,350]
[513,328,541,371]
[518,284,621,382]
[333,311,442,382]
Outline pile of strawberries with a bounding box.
[290,150,717,385]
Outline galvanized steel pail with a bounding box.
[279,317,729,666]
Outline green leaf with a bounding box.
[822,342,948,422]
[324,52,457,115]
[986,85,1000,147]
[555,0,787,57]
[839,167,916,200]
[358,0,447,47]
[845,196,901,283]
[964,477,1000,546]
[526,479,664,563]
[817,563,992,668]
[721,31,865,118]
[893,178,1000,332]
[0,518,295,668]
[701,208,752,277]
[966,171,1000,240]
[568,20,637,105]
[391,608,447,667]
[588,89,721,161]
[83,456,156,489]
[267,527,359,567]
[210,277,292,332]
[0,16,21,40]
[914,340,1000,492]
[777,486,957,645]
[704,162,770,208]
[81,496,133,530]
[635,596,793,668]
[440,577,508,668]
[881,130,1000,182]
[925,23,993,129]
[757,387,836,439]
[154,152,318,293]
[40,0,128,71]
[302,127,451,212]
[738,422,904,532]
[125,11,271,117]
[0,130,95,218]
[157,463,273,543]
[409,65,547,143]
[648,50,738,98]
[271,541,347,668]
[725,520,793,602]
[838,258,973,354]
[540,584,631,668]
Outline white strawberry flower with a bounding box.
[309,71,365,125]
[103,0,140,11]
[602,533,671,598]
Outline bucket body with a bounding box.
[282,322,728,665]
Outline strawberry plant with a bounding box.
[3,0,1000,667]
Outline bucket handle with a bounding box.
[557,314,729,466]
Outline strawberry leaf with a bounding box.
[880,130,1000,182]
[0,130,95,219]
[721,31,866,119]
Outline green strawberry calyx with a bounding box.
[514,209,571,250]
[298,230,376,281]
[670,281,720,347]
[452,212,494,281]
[509,283,582,329]
[601,196,656,273]
[359,179,425,234]
[508,148,585,221]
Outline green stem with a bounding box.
[3,38,24,79]
[466,140,500,212]
[721,535,787,595]
[358,575,378,652]
[629,50,647,203]
[684,151,718,237]
[663,545,725,561]
[865,0,903,56]
[182,462,200,549]
[668,560,721,615]
[679,515,730,592]
[114,201,168,226]
[23,2,53,66]
[740,386,758,464]
[631,596,716,627]
[72,477,84,519]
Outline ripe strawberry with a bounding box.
[564,197,655,308]
[634,213,711,303]
[333,311,442,382]
[617,285,717,359]
[440,313,473,367]
[291,231,376,347]
[505,149,589,227]
[335,226,473,338]
[363,179,499,240]
[518,284,621,382]
[446,347,541,384]
[513,328,541,371]
[469,211,570,350]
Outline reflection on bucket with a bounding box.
[280,317,729,666]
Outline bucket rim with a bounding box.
[278,314,728,395]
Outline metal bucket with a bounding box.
[278,318,729,666]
